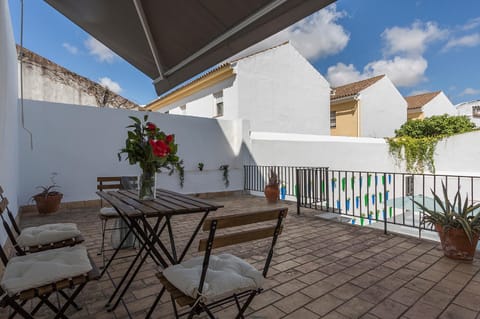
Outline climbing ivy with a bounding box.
[388,136,437,173]
[388,115,476,173]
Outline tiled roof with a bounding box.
[330,75,385,100]
[405,91,441,110]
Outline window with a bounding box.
[330,111,336,128]
[213,91,224,117]
[473,106,480,118]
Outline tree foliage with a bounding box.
[395,114,475,138]
[388,115,476,173]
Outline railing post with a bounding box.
[296,169,301,215]
[325,168,330,212]
[383,173,388,235]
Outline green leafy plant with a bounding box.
[118,115,184,187]
[33,173,61,199]
[219,165,229,188]
[267,169,279,187]
[388,115,476,173]
[198,162,204,171]
[414,182,480,243]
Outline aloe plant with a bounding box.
[415,182,480,244]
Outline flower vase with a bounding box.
[138,167,156,200]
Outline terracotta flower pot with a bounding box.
[435,224,479,261]
[264,185,280,203]
[33,192,63,214]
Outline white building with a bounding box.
[18,46,138,110]
[405,91,456,120]
[330,75,407,138]
[146,42,331,135]
[456,100,480,127]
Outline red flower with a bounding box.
[166,134,174,143]
[146,122,156,131]
[150,139,170,157]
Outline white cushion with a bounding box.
[99,207,118,217]
[16,223,81,247]
[163,253,264,301]
[1,245,92,296]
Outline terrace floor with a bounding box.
[3,194,480,319]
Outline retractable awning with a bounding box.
[45,0,335,95]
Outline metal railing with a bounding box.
[244,165,480,236]
[244,165,328,198]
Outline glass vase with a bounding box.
[138,167,156,200]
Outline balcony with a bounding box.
[3,194,479,319]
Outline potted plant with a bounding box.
[32,174,63,214]
[415,182,480,261]
[264,169,279,203]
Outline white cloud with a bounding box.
[327,56,427,88]
[233,4,349,61]
[460,88,480,96]
[462,17,480,31]
[365,56,427,87]
[99,77,122,94]
[443,33,480,51]
[409,89,429,96]
[382,21,447,56]
[62,42,78,54]
[326,63,366,87]
[85,36,116,63]
[327,20,442,88]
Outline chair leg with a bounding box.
[171,295,179,319]
[58,290,82,311]
[4,299,35,319]
[98,219,107,267]
[201,303,216,319]
[145,286,165,319]
[53,282,86,319]
[235,291,257,319]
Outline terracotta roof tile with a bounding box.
[405,91,441,110]
[330,75,385,100]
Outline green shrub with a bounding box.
[388,115,476,173]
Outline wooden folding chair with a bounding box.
[0,186,83,255]
[96,176,137,266]
[149,207,288,318]
[0,198,100,319]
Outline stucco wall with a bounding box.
[359,76,407,138]
[0,0,19,245]
[435,130,480,175]
[248,132,396,171]
[236,44,331,135]
[248,130,480,175]
[165,76,237,118]
[423,92,456,117]
[18,101,246,205]
[330,100,359,137]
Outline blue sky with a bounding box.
[7,0,480,105]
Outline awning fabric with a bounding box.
[45,0,335,95]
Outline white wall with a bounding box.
[249,132,397,171]
[360,76,407,138]
[166,76,237,118]
[423,92,456,117]
[456,100,480,127]
[435,130,480,175]
[236,43,331,135]
[249,130,480,175]
[0,0,19,245]
[18,101,246,205]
